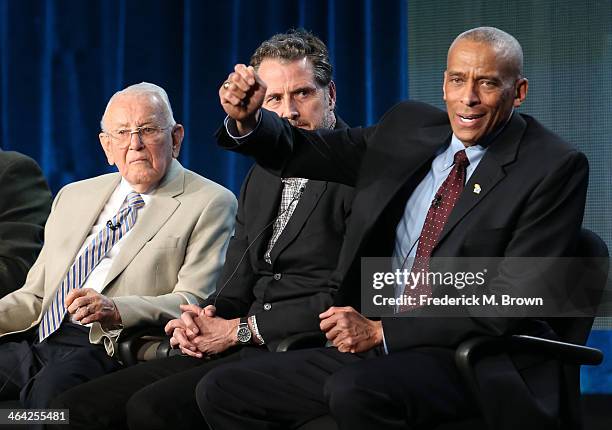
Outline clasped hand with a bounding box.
[66,288,122,329]
[319,306,383,354]
[164,304,236,358]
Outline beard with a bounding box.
[320,112,336,130]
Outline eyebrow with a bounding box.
[291,86,316,93]
[111,118,159,128]
[265,91,282,98]
[447,70,502,82]
[446,70,465,77]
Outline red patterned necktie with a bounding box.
[399,149,469,311]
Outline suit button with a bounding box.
[263,303,272,311]
[273,273,282,280]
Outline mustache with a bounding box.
[288,120,309,128]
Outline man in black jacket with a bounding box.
[52,29,354,430]
[0,149,51,297]
[199,27,588,430]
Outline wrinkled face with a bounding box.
[100,93,183,192]
[443,39,528,146]
[258,57,336,130]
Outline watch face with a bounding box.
[237,326,252,343]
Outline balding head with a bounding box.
[449,27,524,80]
[101,82,176,131]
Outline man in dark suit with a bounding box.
[0,149,51,297]
[52,29,354,429]
[198,27,588,429]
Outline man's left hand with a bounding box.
[182,308,238,356]
[66,288,122,329]
[319,306,383,353]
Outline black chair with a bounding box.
[117,327,329,365]
[295,228,609,430]
[117,325,175,366]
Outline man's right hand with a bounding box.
[219,64,267,135]
[165,304,217,358]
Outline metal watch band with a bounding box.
[249,315,265,345]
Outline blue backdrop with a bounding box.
[0,0,407,195]
[1,0,609,395]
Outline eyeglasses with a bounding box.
[104,125,172,149]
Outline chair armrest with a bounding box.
[509,335,603,365]
[155,337,183,359]
[276,331,327,352]
[117,325,166,366]
[455,334,604,400]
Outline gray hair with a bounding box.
[100,82,176,130]
[451,27,524,79]
[250,29,333,88]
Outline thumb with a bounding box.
[203,305,216,317]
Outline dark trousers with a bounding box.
[197,346,478,430]
[50,346,266,430]
[0,323,121,410]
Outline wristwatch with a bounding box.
[236,317,252,344]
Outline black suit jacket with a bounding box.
[207,118,354,352]
[0,150,52,297]
[217,101,589,427]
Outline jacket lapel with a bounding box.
[267,115,347,264]
[435,113,526,248]
[47,175,120,288]
[268,180,326,264]
[265,116,349,264]
[336,122,451,271]
[358,122,452,236]
[101,160,184,288]
[246,169,283,261]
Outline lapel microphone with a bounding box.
[106,220,121,231]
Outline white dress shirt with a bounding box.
[68,178,154,323]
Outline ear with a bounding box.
[442,71,448,101]
[99,133,115,165]
[170,124,184,158]
[513,78,528,107]
[327,80,337,111]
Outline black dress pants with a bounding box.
[50,346,265,430]
[197,346,478,430]
[0,323,121,408]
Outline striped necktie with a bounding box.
[39,191,145,342]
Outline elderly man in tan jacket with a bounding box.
[0,82,237,410]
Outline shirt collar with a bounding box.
[436,135,487,173]
[118,177,153,206]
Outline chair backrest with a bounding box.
[546,228,609,345]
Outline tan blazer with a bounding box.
[0,159,237,355]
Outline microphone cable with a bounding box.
[212,185,306,308]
